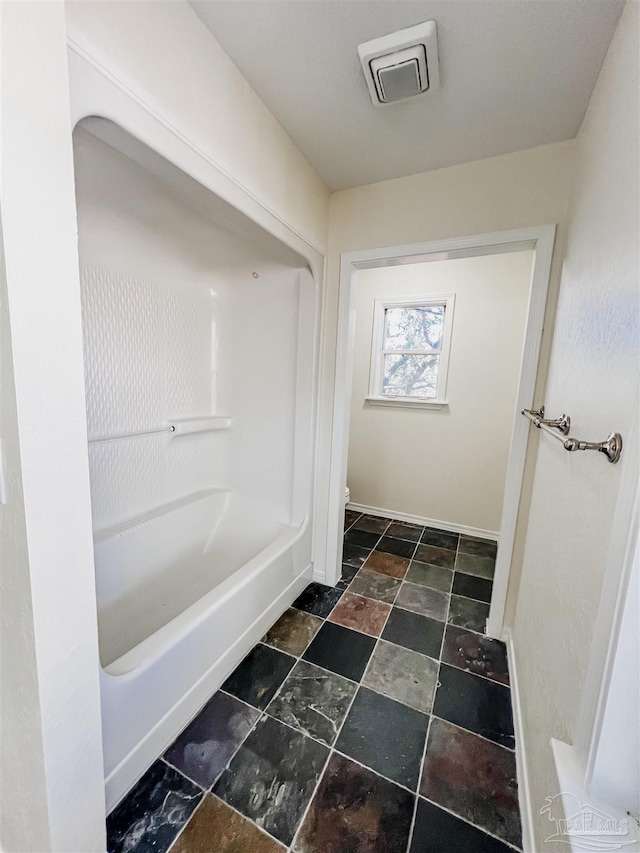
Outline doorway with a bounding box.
[323,227,556,639]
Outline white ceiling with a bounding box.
[190,0,623,191]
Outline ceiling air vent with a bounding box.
[357,21,439,107]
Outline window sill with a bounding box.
[365,396,448,410]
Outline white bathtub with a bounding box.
[98,489,312,809]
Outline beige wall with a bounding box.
[0,216,51,853]
[319,140,575,596]
[65,0,330,252]
[348,252,533,533]
[512,3,639,849]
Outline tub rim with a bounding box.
[101,513,309,678]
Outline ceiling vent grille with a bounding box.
[358,21,439,107]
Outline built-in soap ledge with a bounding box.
[170,416,232,436]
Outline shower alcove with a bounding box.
[73,116,318,809]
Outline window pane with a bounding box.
[384,305,444,351]
[382,354,439,397]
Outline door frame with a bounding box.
[322,225,556,638]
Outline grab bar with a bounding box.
[88,425,175,443]
[87,416,232,443]
[522,407,623,464]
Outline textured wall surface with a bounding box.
[348,252,533,532]
[81,264,221,530]
[512,3,639,848]
[75,125,302,534]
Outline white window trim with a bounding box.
[367,294,455,409]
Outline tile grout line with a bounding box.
[405,712,434,853]
[437,658,512,690]
[404,531,459,851]
[429,712,517,753]
[421,794,524,852]
[269,540,430,850]
[284,536,446,849]
[167,693,293,850]
[159,755,205,793]
[164,786,208,853]
[343,565,403,607]
[329,744,423,796]
[206,680,317,848]
[403,524,453,853]
[455,567,497,582]
[284,713,358,850]
[208,791,289,851]
[286,632,376,852]
[344,517,390,555]
[159,750,297,853]
[408,533,520,851]
[342,510,363,535]
[316,562,434,851]
[450,588,494,605]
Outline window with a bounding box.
[367,295,455,408]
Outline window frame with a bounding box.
[367,294,455,409]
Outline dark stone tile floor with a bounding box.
[106,512,521,853]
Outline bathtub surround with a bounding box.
[106,513,520,852]
[71,107,320,809]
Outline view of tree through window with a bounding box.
[382,305,445,397]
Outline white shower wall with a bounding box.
[74,122,302,534]
[82,263,225,530]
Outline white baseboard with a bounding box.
[503,628,534,853]
[346,501,499,541]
